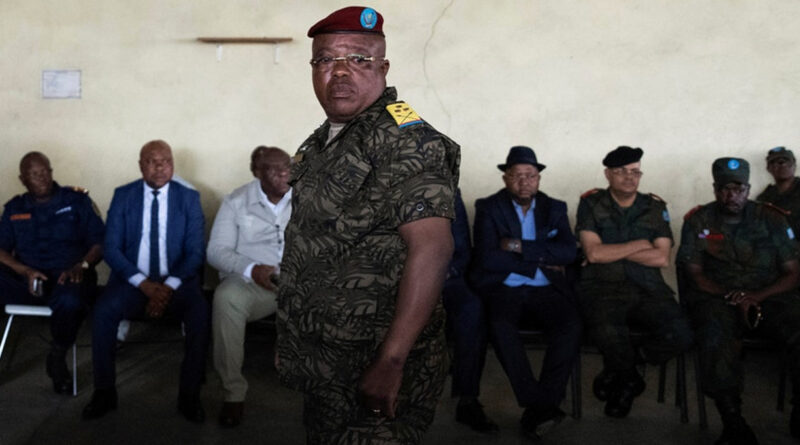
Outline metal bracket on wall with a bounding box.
[196,37,293,63]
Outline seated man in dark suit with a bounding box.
[443,188,497,433]
[471,146,582,441]
[82,140,209,423]
[0,151,104,394]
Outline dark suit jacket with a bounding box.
[470,188,576,295]
[104,179,204,285]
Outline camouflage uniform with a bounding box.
[677,200,800,400]
[277,87,460,445]
[576,189,693,371]
[757,177,800,240]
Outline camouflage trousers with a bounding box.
[302,334,448,445]
[579,281,694,371]
[686,290,800,402]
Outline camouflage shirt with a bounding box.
[677,200,799,290]
[575,188,674,296]
[276,87,460,390]
[757,177,800,238]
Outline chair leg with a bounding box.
[657,361,666,403]
[677,353,689,423]
[778,349,788,412]
[693,351,708,429]
[571,353,582,419]
[0,314,15,361]
[71,343,77,396]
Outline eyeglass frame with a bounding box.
[309,53,387,70]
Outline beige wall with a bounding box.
[3,0,800,284]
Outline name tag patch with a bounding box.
[10,213,31,221]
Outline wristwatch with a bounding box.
[81,260,90,270]
[509,240,520,251]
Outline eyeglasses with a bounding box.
[506,173,540,182]
[309,54,385,71]
[609,168,643,178]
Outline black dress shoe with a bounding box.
[604,372,645,418]
[715,416,759,445]
[455,398,499,433]
[82,388,118,420]
[520,406,566,440]
[46,352,71,395]
[218,401,244,428]
[178,393,205,424]
[592,370,619,402]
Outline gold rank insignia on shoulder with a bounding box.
[292,153,304,164]
[70,186,89,194]
[386,102,423,128]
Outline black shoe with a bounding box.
[791,405,800,439]
[82,388,118,420]
[520,406,566,440]
[604,372,645,418]
[218,401,244,428]
[714,416,759,445]
[593,369,619,402]
[455,398,499,433]
[178,393,205,424]
[45,351,71,395]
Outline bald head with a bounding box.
[251,145,291,203]
[19,151,54,201]
[139,140,174,189]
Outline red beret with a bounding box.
[307,6,384,38]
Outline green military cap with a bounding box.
[712,157,749,184]
[766,146,795,162]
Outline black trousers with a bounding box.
[485,284,582,409]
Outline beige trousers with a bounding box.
[212,275,277,402]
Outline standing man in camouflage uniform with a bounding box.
[276,6,459,445]
[678,158,800,444]
[757,146,800,238]
[576,146,693,418]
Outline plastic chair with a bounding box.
[0,304,78,396]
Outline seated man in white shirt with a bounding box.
[207,146,292,427]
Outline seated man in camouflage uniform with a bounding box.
[678,157,800,445]
[757,146,800,239]
[0,151,104,394]
[576,146,693,418]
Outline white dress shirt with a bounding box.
[129,182,182,290]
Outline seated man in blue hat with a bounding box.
[471,146,582,440]
[679,157,800,444]
[576,146,693,418]
[0,151,104,394]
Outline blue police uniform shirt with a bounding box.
[0,182,105,272]
[503,199,551,287]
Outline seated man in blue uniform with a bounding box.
[471,146,582,441]
[82,140,209,423]
[0,151,104,394]
[443,189,497,433]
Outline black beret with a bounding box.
[603,146,643,168]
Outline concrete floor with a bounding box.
[0,316,795,445]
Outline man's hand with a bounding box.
[57,262,85,285]
[22,267,47,295]
[725,290,762,329]
[358,355,404,419]
[252,265,276,291]
[500,237,522,253]
[140,279,173,318]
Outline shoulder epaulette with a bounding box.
[386,102,424,128]
[649,193,665,203]
[580,188,601,199]
[67,186,89,194]
[683,205,702,220]
[762,201,791,216]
